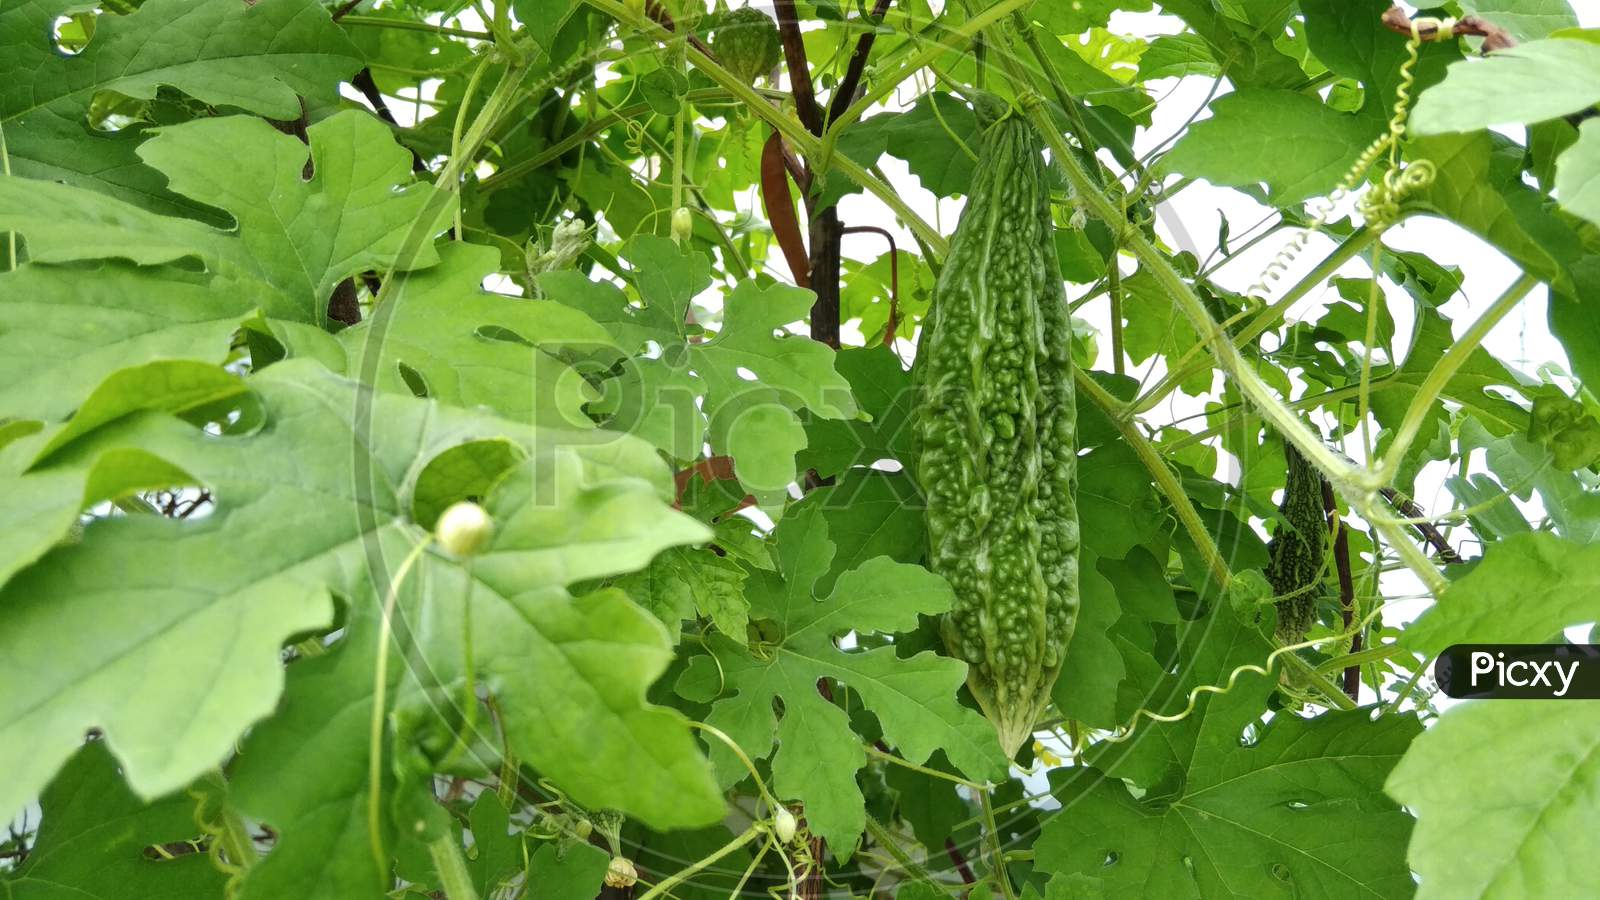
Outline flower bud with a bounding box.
[604,856,638,888]
[773,807,797,844]
[435,501,493,558]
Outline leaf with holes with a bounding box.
[0,0,362,218]
[0,359,721,835]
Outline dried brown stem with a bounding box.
[772,0,824,135]
[1380,6,1518,52]
[1380,487,1464,564]
[827,0,894,125]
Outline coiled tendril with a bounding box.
[1246,17,1448,301]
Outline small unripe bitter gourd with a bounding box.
[1265,443,1327,643]
[914,99,1079,758]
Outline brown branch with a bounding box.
[351,68,428,174]
[944,838,976,884]
[1380,487,1464,564]
[808,210,843,348]
[826,0,894,125]
[771,0,823,135]
[330,0,363,21]
[1380,6,1517,52]
[1322,480,1360,701]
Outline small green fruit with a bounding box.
[671,206,693,243]
[714,7,781,85]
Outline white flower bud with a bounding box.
[773,807,797,844]
[435,501,493,558]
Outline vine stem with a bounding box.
[480,88,783,192]
[978,791,1016,900]
[339,14,493,41]
[1131,226,1379,415]
[820,0,1037,163]
[636,824,765,900]
[428,832,480,900]
[863,817,949,894]
[1376,272,1540,483]
[366,535,435,879]
[864,744,985,790]
[1315,642,1407,674]
[0,118,13,270]
[581,0,947,254]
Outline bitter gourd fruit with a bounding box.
[1265,443,1328,643]
[713,7,782,86]
[914,99,1079,758]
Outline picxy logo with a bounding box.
[1468,651,1579,697]
[1436,645,1600,700]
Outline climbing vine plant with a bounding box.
[2,0,1599,898]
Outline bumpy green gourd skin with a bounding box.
[914,111,1079,758]
[1266,444,1327,643]
[714,7,782,85]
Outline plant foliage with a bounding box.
[1,0,1598,897]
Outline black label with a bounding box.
[1435,645,1600,700]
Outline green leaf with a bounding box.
[676,506,1005,852]
[1529,394,1600,470]
[1460,0,1581,43]
[789,470,926,592]
[1162,90,1377,202]
[1403,532,1600,654]
[1037,604,1420,898]
[512,0,579,52]
[0,742,228,899]
[228,602,405,900]
[1386,701,1600,899]
[0,262,257,422]
[881,93,981,199]
[1301,0,1457,123]
[613,544,750,641]
[1412,38,1600,134]
[0,360,244,590]
[1158,0,1304,87]
[464,794,523,896]
[0,360,720,832]
[1077,440,1164,560]
[798,347,914,479]
[1371,306,1532,444]
[137,113,450,326]
[0,111,452,327]
[1555,118,1600,227]
[525,841,610,899]
[0,0,362,218]
[1406,131,1585,288]
[546,237,855,493]
[330,242,620,427]
[1050,551,1124,728]
[1137,32,1220,80]
[1038,708,1420,898]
